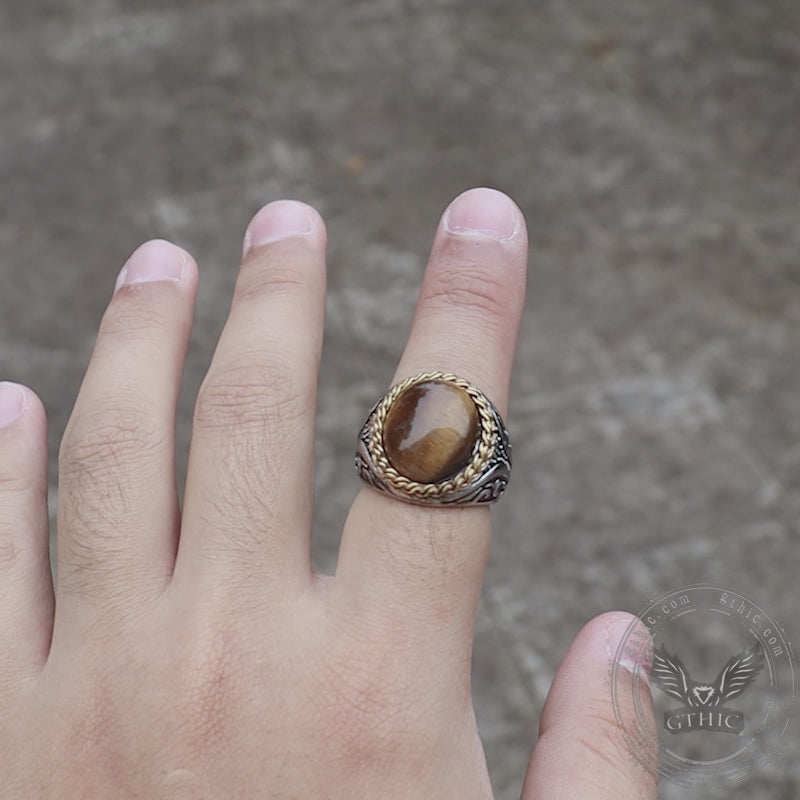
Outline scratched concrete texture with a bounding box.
[1,1,799,797]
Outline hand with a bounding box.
[0,188,655,798]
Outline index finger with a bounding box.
[333,187,528,669]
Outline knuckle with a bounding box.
[60,407,165,476]
[194,358,309,434]
[423,262,509,320]
[100,293,176,341]
[57,408,166,576]
[234,254,313,304]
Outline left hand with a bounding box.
[0,187,655,798]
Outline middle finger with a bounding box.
[174,201,326,602]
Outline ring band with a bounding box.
[355,371,511,506]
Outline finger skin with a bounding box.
[55,241,198,631]
[174,201,327,603]
[334,188,528,674]
[522,612,658,800]
[0,383,53,688]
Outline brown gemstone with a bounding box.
[382,380,479,483]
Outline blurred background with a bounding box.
[1,1,799,797]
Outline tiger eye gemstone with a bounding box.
[382,380,479,483]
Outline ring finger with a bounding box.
[55,240,197,633]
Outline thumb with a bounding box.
[521,611,658,800]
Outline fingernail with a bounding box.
[243,200,314,255]
[115,240,187,291]
[443,187,519,241]
[606,617,652,685]
[0,382,25,429]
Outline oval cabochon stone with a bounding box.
[383,380,479,483]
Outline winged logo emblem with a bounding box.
[652,641,765,707]
[651,641,765,734]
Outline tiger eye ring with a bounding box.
[355,372,511,506]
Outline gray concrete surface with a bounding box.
[2,1,799,797]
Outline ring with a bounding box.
[355,371,511,506]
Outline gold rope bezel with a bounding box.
[366,371,497,501]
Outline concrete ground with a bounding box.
[2,1,799,797]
